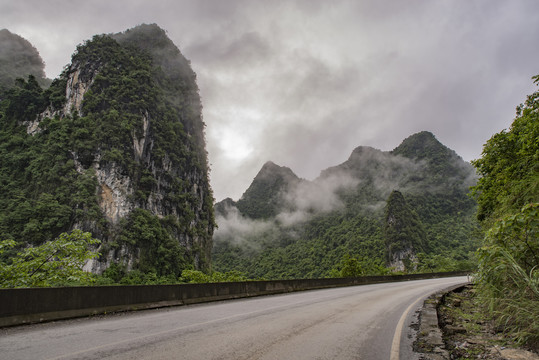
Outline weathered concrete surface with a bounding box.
[413,284,468,359]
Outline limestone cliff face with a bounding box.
[385,209,418,272]
[94,161,134,224]
[31,24,214,275]
[384,190,425,272]
[63,65,96,116]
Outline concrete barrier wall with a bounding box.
[0,271,468,327]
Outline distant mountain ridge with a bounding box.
[213,131,479,278]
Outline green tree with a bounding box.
[0,230,100,288]
[329,253,390,278]
[471,75,539,348]
[472,76,539,222]
[338,254,365,277]
[118,208,188,277]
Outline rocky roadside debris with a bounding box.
[414,284,538,360]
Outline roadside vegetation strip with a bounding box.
[414,284,539,360]
[439,285,539,359]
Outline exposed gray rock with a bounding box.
[94,162,134,224]
[414,285,467,359]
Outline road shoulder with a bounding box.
[413,284,539,360]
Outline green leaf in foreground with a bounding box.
[0,230,100,288]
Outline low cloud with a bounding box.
[215,163,360,243]
[213,204,273,248]
[275,171,359,226]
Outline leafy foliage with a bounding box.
[0,230,100,288]
[472,81,539,223]
[117,209,189,277]
[476,204,539,348]
[330,253,390,277]
[96,263,180,285]
[472,76,539,349]
[93,266,250,285]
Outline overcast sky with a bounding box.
[2,0,538,201]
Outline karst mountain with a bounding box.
[0,24,215,277]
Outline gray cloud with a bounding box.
[186,31,272,69]
[2,0,538,201]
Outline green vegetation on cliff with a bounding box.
[384,190,426,270]
[0,25,214,283]
[0,75,100,245]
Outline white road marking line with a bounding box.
[390,295,424,360]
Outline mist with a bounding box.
[214,159,361,244]
[214,132,479,248]
[213,202,274,249]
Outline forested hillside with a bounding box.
[0,24,215,282]
[213,131,480,279]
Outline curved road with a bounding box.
[1,276,467,360]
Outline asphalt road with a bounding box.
[0,276,468,360]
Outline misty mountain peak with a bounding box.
[112,24,195,82]
[258,161,299,181]
[0,29,50,93]
[349,145,382,158]
[319,145,389,179]
[392,131,450,160]
[213,130,479,278]
[391,131,474,183]
[235,161,301,219]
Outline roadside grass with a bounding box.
[438,285,538,360]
